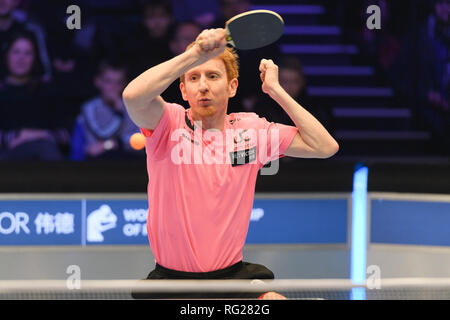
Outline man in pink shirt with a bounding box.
[123,28,339,298]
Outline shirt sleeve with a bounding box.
[258,118,298,168]
[140,103,185,159]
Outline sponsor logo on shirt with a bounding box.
[229,146,257,167]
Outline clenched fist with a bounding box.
[191,28,227,63]
[259,59,281,96]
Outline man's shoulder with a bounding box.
[162,102,187,122]
[165,102,186,112]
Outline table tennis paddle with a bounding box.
[200,10,284,50]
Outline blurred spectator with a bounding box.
[141,0,174,41]
[0,33,68,161]
[49,40,97,138]
[23,1,93,71]
[217,0,251,25]
[0,0,52,80]
[162,20,202,106]
[170,0,219,27]
[392,0,449,152]
[250,56,332,130]
[124,0,175,79]
[424,0,449,113]
[70,60,142,161]
[420,0,449,151]
[335,0,415,82]
[350,0,406,78]
[169,21,201,56]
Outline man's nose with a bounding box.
[199,76,209,92]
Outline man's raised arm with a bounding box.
[259,58,339,159]
[122,28,227,130]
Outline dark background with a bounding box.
[0,0,448,193]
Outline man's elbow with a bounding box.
[122,88,145,112]
[319,141,339,158]
[122,87,134,106]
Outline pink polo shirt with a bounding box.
[141,103,298,272]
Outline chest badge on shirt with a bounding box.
[233,129,251,144]
[229,146,257,167]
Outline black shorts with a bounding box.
[132,261,274,299]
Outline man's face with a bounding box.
[180,58,237,118]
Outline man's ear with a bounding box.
[179,81,188,101]
[228,78,238,98]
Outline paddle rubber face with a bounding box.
[225,10,284,50]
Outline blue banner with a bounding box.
[248,199,348,244]
[0,197,349,246]
[0,200,82,245]
[371,199,450,246]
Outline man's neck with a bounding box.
[0,14,14,31]
[190,109,227,131]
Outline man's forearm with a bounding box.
[122,50,200,108]
[268,85,338,153]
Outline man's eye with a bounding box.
[190,76,197,81]
[210,74,218,79]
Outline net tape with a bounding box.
[1,278,450,300]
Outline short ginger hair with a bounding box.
[180,42,239,83]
